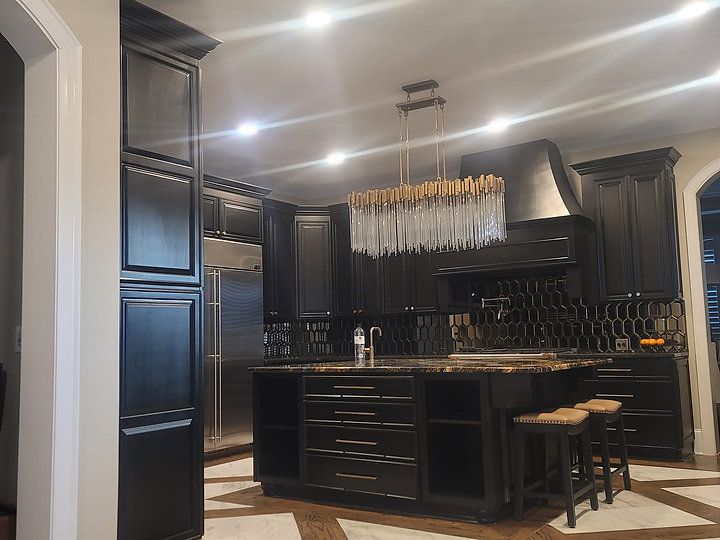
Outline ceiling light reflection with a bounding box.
[237,122,259,136]
[326,152,346,165]
[678,1,712,18]
[305,11,332,28]
[485,119,510,133]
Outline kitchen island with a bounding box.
[250,356,611,523]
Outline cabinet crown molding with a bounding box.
[570,147,681,176]
[121,0,221,60]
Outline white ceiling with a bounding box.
[142,0,720,202]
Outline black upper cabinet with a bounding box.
[296,211,332,319]
[384,252,437,314]
[572,147,682,301]
[263,200,297,318]
[330,206,385,316]
[203,176,270,244]
[120,38,204,287]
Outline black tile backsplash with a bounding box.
[264,275,686,359]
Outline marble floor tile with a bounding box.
[205,457,254,479]
[338,519,471,540]
[549,489,712,534]
[629,464,720,482]
[664,485,720,509]
[204,480,256,511]
[203,512,302,540]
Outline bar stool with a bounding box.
[574,399,631,503]
[514,407,599,528]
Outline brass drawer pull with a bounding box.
[334,410,377,416]
[335,438,379,446]
[596,393,634,398]
[336,472,378,481]
[607,427,637,432]
[333,385,376,390]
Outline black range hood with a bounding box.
[435,139,597,299]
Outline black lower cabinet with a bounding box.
[579,355,693,459]
[118,289,203,540]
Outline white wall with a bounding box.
[45,0,121,536]
[0,32,23,511]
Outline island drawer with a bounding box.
[304,376,414,400]
[305,401,416,428]
[579,379,675,412]
[306,454,418,499]
[306,425,416,461]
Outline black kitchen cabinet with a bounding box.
[384,252,437,314]
[203,184,265,244]
[579,354,693,460]
[263,199,297,318]
[330,205,384,316]
[295,210,333,319]
[572,147,681,301]
[120,2,219,539]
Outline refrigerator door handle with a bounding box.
[217,268,223,444]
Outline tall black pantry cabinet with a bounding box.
[119,3,220,539]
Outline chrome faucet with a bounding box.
[365,326,382,362]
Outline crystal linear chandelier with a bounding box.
[348,80,507,258]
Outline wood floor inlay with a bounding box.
[205,456,720,539]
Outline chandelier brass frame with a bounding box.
[348,80,507,258]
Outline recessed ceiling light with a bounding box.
[485,118,509,133]
[237,122,259,136]
[326,152,345,165]
[678,1,712,19]
[305,11,332,28]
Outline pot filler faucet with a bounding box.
[365,326,383,362]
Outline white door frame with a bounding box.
[683,157,720,456]
[0,0,82,537]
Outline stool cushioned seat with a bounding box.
[514,407,589,425]
[573,399,622,414]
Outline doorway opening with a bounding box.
[0,31,23,537]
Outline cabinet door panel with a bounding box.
[118,419,200,540]
[630,174,668,297]
[122,164,200,284]
[296,219,332,318]
[264,209,295,317]
[595,178,633,300]
[332,215,354,316]
[123,48,194,166]
[357,253,384,315]
[411,252,437,312]
[221,199,262,243]
[203,196,218,234]
[384,254,408,314]
[120,290,200,418]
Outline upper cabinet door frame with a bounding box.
[121,41,199,173]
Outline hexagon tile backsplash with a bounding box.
[264,275,686,359]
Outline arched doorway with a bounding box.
[0,0,83,537]
[683,157,720,456]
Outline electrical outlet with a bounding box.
[615,338,629,352]
[14,325,21,353]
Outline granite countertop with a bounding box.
[253,356,612,374]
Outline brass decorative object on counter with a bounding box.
[348,80,507,258]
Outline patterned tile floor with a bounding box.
[204,452,720,539]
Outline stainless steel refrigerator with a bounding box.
[204,238,264,453]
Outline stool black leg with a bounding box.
[559,431,576,528]
[598,418,614,503]
[514,430,525,521]
[617,414,632,491]
[581,427,599,510]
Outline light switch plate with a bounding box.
[615,338,629,352]
[14,325,21,353]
